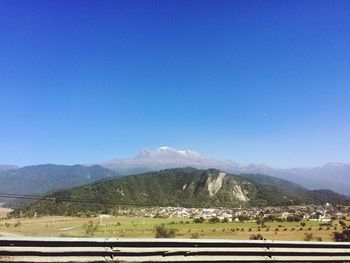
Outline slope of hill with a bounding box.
[278,163,350,196]
[241,173,348,204]
[16,168,349,216]
[0,164,118,206]
[99,147,350,195]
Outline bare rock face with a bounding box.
[207,172,226,196]
[232,184,249,202]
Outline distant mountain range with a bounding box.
[14,168,349,217]
[100,147,350,195]
[1,146,349,209]
[0,164,118,206]
[0,165,19,172]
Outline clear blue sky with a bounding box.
[1,0,349,168]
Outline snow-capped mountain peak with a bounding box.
[136,146,201,159]
[102,146,217,173]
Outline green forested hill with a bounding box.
[16,168,349,216]
[242,173,349,204]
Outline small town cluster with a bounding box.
[133,203,349,222]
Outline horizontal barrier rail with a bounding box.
[0,237,350,262]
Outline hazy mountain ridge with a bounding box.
[100,147,350,195]
[0,165,19,172]
[101,147,232,173]
[1,146,349,209]
[0,164,119,206]
[15,168,349,217]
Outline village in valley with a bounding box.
[118,203,348,223]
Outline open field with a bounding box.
[1,216,348,241]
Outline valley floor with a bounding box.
[0,216,348,242]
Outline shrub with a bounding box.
[193,217,205,224]
[155,224,177,238]
[333,230,350,242]
[339,220,346,227]
[304,233,313,241]
[249,234,264,240]
[85,220,98,237]
[209,217,220,224]
[191,233,200,239]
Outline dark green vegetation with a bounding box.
[14,168,349,216]
[334,229,350,242]
[0,164,118,206]
[249,233,265,240]
[155,223,177,238]
[243,173,349,206]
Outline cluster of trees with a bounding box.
[194,214,308,225]
[255,214,304,227]
[286,215,303,222]
[193,217,233,224]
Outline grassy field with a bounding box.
[1,215,348,241]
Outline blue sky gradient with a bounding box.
[1,0,349,167]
